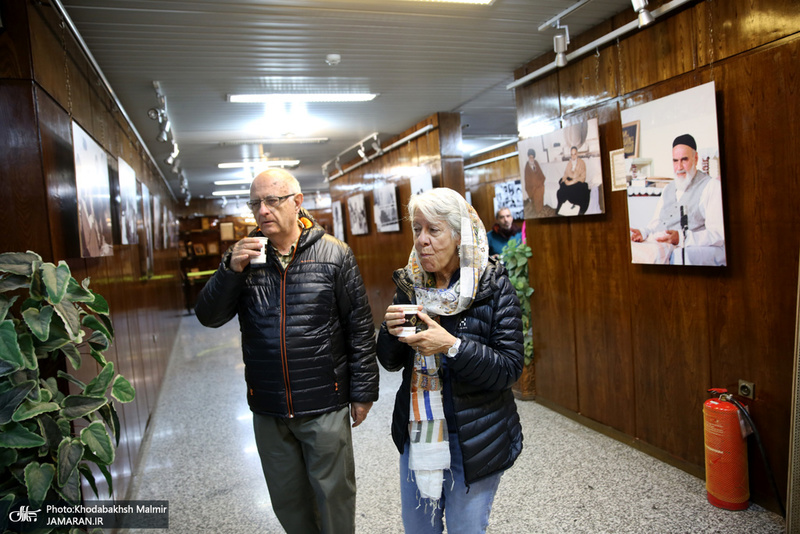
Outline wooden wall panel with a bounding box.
[0,82,52,256]
[0,0,32,78]
[617,9,697,95]
[696,0,800,66]
[558,45,618,115]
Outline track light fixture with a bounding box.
[334,158,343,174]
[357,145,369,163]
[631,0,655,27]
[554,31,569,68]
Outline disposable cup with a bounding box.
[396,305,420,337]
[250,237,269,264]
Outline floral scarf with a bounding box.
[405,194,489,503]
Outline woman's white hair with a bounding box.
[407,188,464,239]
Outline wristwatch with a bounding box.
[447,338,461,358]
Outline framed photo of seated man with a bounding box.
[621,81,727,267]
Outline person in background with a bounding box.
[195,168,379,534]
[377,187,524,534]
[486,206,522,257]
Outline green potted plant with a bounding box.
[0,251,135,532]
[500,239,534,366]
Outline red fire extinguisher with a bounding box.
[703,388,749,510]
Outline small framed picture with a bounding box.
[220,222,235,241]
[193,243,206,256]
[622,121,640,158]
[207,242,219,255]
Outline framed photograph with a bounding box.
[621,81,726,267]
[193,242,206,256]
[622,121,640,158]
[72,121,113,257]
[610,148,627,191]
[332,200,345,242]
[493,179,524,220]
[206,241,219,255]
[118,157,139,245]
[518,117,605,219]
[140,181,154,278]
[348,194,369,236]
[220,221,235,241]
[374,185,400,232]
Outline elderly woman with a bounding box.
[377,188,524,534]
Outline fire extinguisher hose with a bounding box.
[726,396,786,518]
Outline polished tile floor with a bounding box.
[121,314,786,533]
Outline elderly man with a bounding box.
[486,207,522,257]
[195,168,379,534]
[630,134,726,266]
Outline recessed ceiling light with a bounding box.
[228,93,378,103]
[213,179,253,186]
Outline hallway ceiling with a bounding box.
[60,0,633,203]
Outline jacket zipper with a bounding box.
[279,238,301,418]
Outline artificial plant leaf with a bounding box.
[80,421,115,465]
[24,461,55,509]
[29,265,45,300]
[111,375,135,404]
[0,359,18,379]
[0,381,35,425]
[61,395,107,420]
[82,314,111,341]
[0,294,18,321]
[65,277,95,303]
[0,320,25,370]
[99,313,114,339]
[52,299,81,341]
[78,463,99,498]
[0,274,31,293]
[57,438,84,487]
[60,343,82,371]
[85,292,109,315]
[89,349,108,366]
[37,413,64,452]
[98,404,120,447]
[0,447,17,468]
[84,362,114,397]
[18,332,37,370]
[0,251,41,276]
[54,465,81,505]
[12,398,60,422]
[86,330,109,352]
[0,422,46,448]
[41,261,71,305]
[57,371,87,391]
[21,305,54,342]
[34,319,72,356]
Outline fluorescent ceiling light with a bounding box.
[401,0,493,3]
[218,160,299,169]
[214,179,252,185]
[219,138,328,146]
[228,93,378,103]
[213,190,250,196]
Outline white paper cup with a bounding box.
[250,237,269,264]
[396,305,420,337]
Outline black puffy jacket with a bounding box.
[195,214,379,417]
[376,259,524,484]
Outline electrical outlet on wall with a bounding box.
[738,379,755,400]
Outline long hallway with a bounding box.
[122,315,786,533]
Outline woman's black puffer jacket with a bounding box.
[377,259,524,484]
[195,214,378,418]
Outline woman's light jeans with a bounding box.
[400,434,503,533]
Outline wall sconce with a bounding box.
[631,0,655,27]
[554,32,569,67]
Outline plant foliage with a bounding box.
[501,239,534,366]
[0,251,134,533]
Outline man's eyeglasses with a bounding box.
[247,194,297,212]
